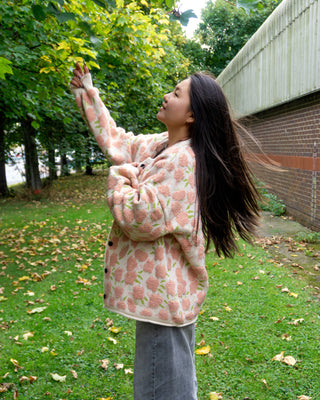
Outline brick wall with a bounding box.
[242,91,320,231]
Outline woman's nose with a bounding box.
[163,93,169,101]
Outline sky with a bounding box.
[178,0,210,37]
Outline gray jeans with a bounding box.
[134,321,197,400]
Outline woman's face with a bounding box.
[157,78,194,131]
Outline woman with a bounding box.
[70,63,259,400]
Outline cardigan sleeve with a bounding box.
[70,73,167,165]
[106,148,199,245]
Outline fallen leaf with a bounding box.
[209,392,223,400]
[209,317,219,321]
[289,292,299,298]
[108,326,121,334]
[27,306,47,314]
[70,370,78,379]
[297,396,312,400]
[288,318,304,326]
[281,333,291,341]
[195,345,211,355]
[261,378,270,389]
[125,368,133,374]
[224,306,232,312]
[23,332,34,340]
[10,358,23,371]
[41,347,49,353]
[64,331,72,336]
[236,281,243,285]
[283,355,297,366]
[0,296,8,302]
[24,291,35,296]
[114,363,124,370]
[19,376,37,383]
[107,337,117,344]
[100,359,110,370]
[50,373,66,382]
[272,351,285,362]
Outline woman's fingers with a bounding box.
[83,63,89,74]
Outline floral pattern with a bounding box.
[71,74,208,326]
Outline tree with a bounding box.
[183,0,282,77]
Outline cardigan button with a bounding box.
[108,241,113,246]
[140,163,145,168]
[104,268,108,274]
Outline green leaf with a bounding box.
[31,120,40,130]
[179,9,197,26]
[0,57,13,80]
[236,0,262,14]
[31,4,47,21]
[55,12,77,23]
[166,0,174,7]
[91,0,108,8]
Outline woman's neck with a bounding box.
[167,127,190,147]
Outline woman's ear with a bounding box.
[186,112,195,125]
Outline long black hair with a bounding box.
[189,72,260,257]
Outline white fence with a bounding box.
[217,0,320,117]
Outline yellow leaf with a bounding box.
[23,332,34,340]
[289,292,298,298]
[50,372,66,382]
[0,296,8,302]
[98,398,112,400]
[40,67,56,74]
[236,281,243,285]
[41,347,49,353]
[297,396,313,400]
[10,358,23,370]
[107,337,117,344]
[64,331,73,336]
[281,333,291,341]
[209,392,223,400]
[209,317,219,321]
[50,349,57,356]
[114,363,124,370]
[195,345,211,355]
[272,351,285,362]
[27,306,47,314]
[140,0,148,6]
[70,370,78,379]
[18,276,30,281]
[19,375,37,383]
[108,326,121,334]
[224,306,232,312]
[24,291,35,296]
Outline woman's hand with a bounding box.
[70,62,90,88]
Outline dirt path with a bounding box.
[256,212,320,294]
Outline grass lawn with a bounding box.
[0,172,320,400]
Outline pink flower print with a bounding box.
[149,294,163,308]
[179,153,189,167]
[187,191,196,203]
[113,154,125,165]
[176,211,189,227]
[155,247,164,261]
[133,285,144,300]
[138,222,153,234]
[171,247,180,261]
[179,238,192,253]
[155,264,166,279]
[107,175,118,190]
[198,245,205,259]
[136,209,148,223]
[158,184,171,196]
[197,292,206,305]
[174,168,184,182]
[109,297,116,307]
[153,170,166,183]
[172,314,184,324]
[86,107,97,123]
[188,173,195,188]
[173,190,186,201]
[166,162,175,171]
[109,253,118,267]
[158,310,169,321]
[83,92,93,106]
[124,270,137,285]
[186,312,195,320]
[143,259,154,273]
[105,281,112,294]
[127,256,138,271]
[75,97,82,109]
[190,280,198,294]
[119,245,130,259]
[117,301,126,311]
[187,268,197,282]
[171,202,182,217]
[98,112,108,128]
[175,267,184,283]
[135,249,148,262]
[146,276,160,292]
[114,268,123,282]
[165,280,176,296]
[177,282,187,297]
[127,298,136,313]
[123,208,134,224]
[182,298,190,311]
[114,286,124,298]
[151,208,163,221]
[87,88,97,98]
[141,308,153,317]
[168,300,179,313]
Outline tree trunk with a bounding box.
[22,118,41,192]
[48,147,58,180]
[74,149,83,173]
[60,153,70,177]
[0,114,9,196]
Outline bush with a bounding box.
[257,182,286,216]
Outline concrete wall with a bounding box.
[217,0,320,117]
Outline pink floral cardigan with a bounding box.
[71,73,208,327]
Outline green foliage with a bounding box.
[295,231,320,244]
[257,183,286,216]
[183,0,282,77]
